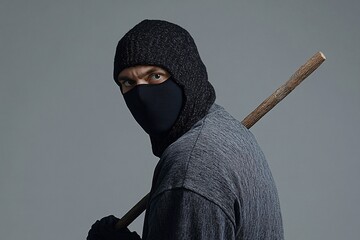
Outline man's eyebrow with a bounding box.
[117,67,166,82]
[117,76,133,82]
[138,67,166,79]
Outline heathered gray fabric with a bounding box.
[142,104,284,240]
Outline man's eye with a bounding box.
[150,73,162,80]
[122,80,135,87]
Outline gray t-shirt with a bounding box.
[142,104,284,239]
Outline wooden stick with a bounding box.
[116,193,149,228]
[242,51,326,128]
[115,51,326,229]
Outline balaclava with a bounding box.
[113,19,216,157]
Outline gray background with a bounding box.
[1,0,359,239]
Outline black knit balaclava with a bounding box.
[113,19,216,157]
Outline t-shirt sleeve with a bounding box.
[143,188,235,240]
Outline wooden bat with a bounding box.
[115,51,326,229]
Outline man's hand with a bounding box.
[87,215,141,240]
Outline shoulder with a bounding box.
[151,104,259,220]
[149,104,283,237]
[176,103,264,171]
[152,103,266,192]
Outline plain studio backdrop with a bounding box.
[1,0,359,239]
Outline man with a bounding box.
[87,19,284,239]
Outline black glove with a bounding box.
[87,215,141,240]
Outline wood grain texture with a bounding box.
[115,51,326,229]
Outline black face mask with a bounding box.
[123,78,183,136]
